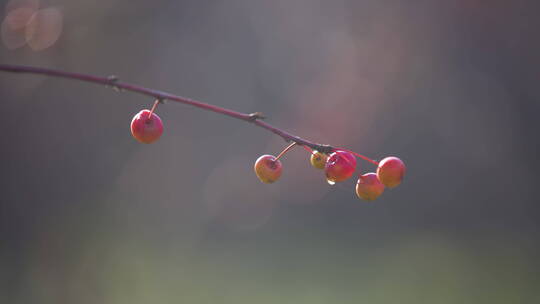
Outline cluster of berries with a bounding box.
[129,105,405,201]
[254,149,405,202]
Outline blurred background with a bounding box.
[1,0,539,303]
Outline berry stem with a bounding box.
[336,148,379,166]
[275,142,297,161]
[0,64,334,153]
[147,99,160,122]
[301,145,314,153]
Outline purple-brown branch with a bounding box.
[0,64,333,153]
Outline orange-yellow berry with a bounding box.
[377,156,405,188]
[310,151,327,169]
[254,155,283,184]
[356,173,385,201]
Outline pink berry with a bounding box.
[377,156,405,188]
[310,151,327,170]
[254,155,283,184]
[130,109,163,144]
[324,150,356,183]
[356,173,385,201]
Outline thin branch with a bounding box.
[0,64,334,153]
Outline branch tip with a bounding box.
[315,144,333,154]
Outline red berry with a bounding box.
[254,155,283,184]
[310,151,327,169]
[377,156,405,188]
[356,173,385,201]
[324,150,356,183]
[130,110,163,144]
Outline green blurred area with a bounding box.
[4,224,539,304]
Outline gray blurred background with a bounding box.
[1,0,539,303]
